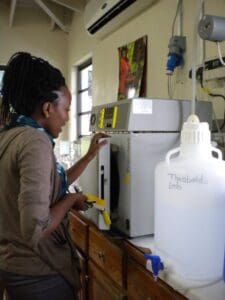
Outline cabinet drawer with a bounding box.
[88,261,127,300]
[69,212,89,255]
[89,226,124,287]
[127,258,187,300]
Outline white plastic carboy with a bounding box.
[154,114,225,282]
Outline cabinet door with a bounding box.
[89,226,124,286]
[88,261,127,300]
[69,212,89,255]
[77,250,87,300]
[127,258,187,300]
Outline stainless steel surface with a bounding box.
[90,98,212,132]
[88,98,213,237]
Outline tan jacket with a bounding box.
[0,127,80,290]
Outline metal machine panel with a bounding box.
[111,132,180,237]
[87,98,213,237]
[90,98,212,132]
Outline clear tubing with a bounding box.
[177,0,183,36]
[217,42,225,66]
[200,1,206,70]
[192,0,203,114]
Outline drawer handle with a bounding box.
[97,251,105,261]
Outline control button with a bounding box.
[90,114,96,125]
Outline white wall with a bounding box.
[1,0,225,146]
[0,3,68,74]
[67,0,225,137]
[67,0,225,193]
[0,2,69,138]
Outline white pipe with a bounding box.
[200,0,206,67]
[177,0,183,36]
[217,42,225,66]
[192,0,203,114]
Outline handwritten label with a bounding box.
[168,173,208,190]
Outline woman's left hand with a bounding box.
[86,132,110,161]
[66,133,110,185]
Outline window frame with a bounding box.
[77,58,92,138]
[0,66,6,127]
[0,65,6,96]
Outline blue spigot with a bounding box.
[144,254,164,281]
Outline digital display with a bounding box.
[104,107,115,119]
[98,106,118,129]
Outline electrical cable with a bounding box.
[171,0,182,37]
[216,42,225,66]
[199,73,225,131]
[189,0,203,114]
[212,107,221,134]
[166,0,186,84]
[220,109,225,130]
[167,75,173,99]
[202,93,225,130]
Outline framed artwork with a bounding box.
[118,35,147,100]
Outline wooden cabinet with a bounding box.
[89,226,124,287]
[77,250,88,300]
[69,211,126,299]
[69,211,187,300]
[127,258,185,300]
[69,212,89,255]
[69,212,89,300]
[124,242,187,300]
[88,261,127,300]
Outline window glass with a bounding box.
[80,114,91,136]
[77,60,92,137]
[79,91,92,113]
[79,65,92,90]
[0,69,5,94]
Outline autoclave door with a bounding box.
[110,132,180,237]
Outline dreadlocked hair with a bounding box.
[0,52,65,125]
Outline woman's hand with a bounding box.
[41,192,89,239]
[72,193,90,211]
[86,132,110,161]
[66,133,110,186]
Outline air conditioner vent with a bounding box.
[84,0,159,39]
[87,0,136,35]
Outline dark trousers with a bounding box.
[0,270,79,300]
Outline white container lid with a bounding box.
[181,114,211,145]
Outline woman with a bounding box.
[0,52,107,300]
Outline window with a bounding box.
[77,59,92,137]
[0,66,6,96]
[0,66,6,127]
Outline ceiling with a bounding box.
[1,0,87,33]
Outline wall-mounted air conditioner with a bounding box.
[84,0,159,39]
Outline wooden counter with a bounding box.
[69,210,188,300]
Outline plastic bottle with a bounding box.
[154,114,225,281]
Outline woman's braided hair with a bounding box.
[0,52,65,124]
